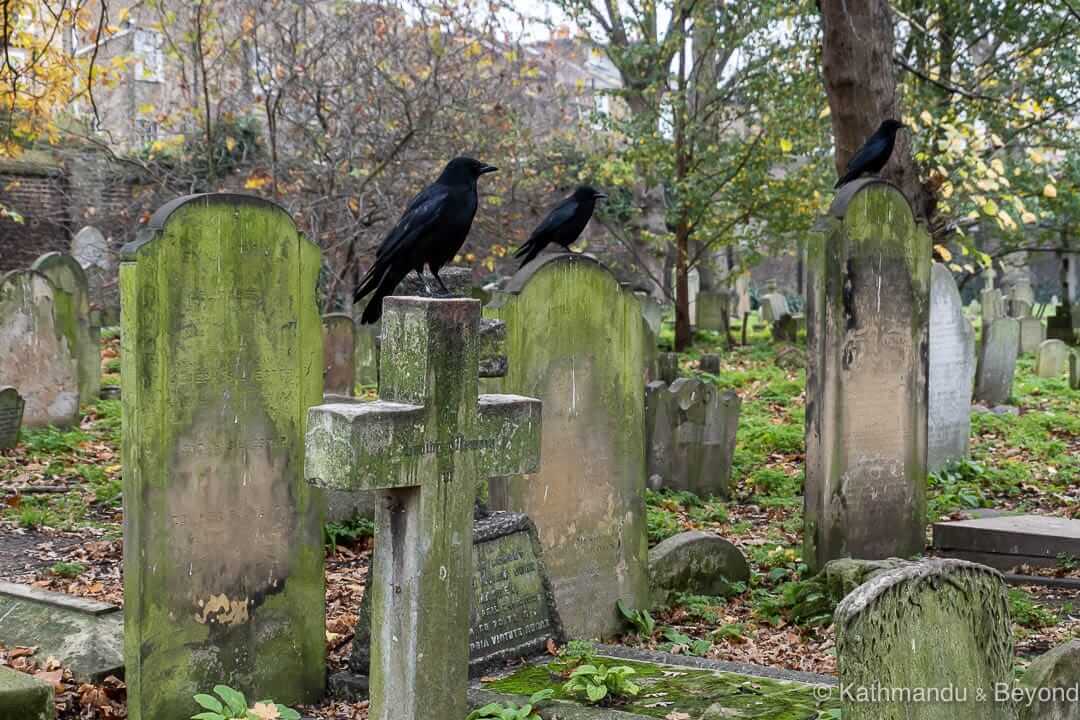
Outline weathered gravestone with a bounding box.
[636,292,663,382]
[982,288,1007,327]
[1035,339,1069,378]
[0,582,123,682]
[120,194,325,720]
[805,179,930,571]
[1019,317,1046,354]
[734,273,752,319]
[928,264,976,472]
[71,225,119,325]
[0,387,24,450]
[304,297,542,720]
[696,291,730,333]
[0,665,54,720]
[648,531,749,601]
[975,319,1020,406]
[1018,640,1080,720]
[345,511,564,687]
[485,253,650,638]
[657,352,681,384]
[1071,351,1080,390]
[759,291,789,323]
[322,312,356,396]
[353,321,379,388]
[645,378,741,499]
[0,270,80,428]
[31,252,100,404]
[835,558,1015,720]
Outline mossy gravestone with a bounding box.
[805,179,930,571]
[928,264,976,473]
[120,194,325,720]
[485,253,650,639]
[835,558,1015,720]
[305,297,542,720]
[0,387,24,450]
[322,312,356,396]
[31,252,100,405]
[0,270,80,428]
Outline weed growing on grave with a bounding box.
[1008,589,1060,631]
[562,664,641,704]
[617,599,656,638]
[927,460,991,520]
[191,685,300,720]
[466,689,554,719]
[659,627,712,656]
[49,561,86,578]
[547,640,598,676]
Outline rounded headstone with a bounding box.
[1034,339,1069,379]
[1019,640,1080,720]
[31,252,99,404]
[0,270,79,428]
[649,531,750,598]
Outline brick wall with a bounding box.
[0,159,70,272]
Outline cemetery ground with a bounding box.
[0,324,1077,719]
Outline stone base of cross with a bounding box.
[305,297,542,720]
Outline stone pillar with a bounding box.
[805,179,930,571]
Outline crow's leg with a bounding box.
[431,268,452,297]
[414,268,434,295]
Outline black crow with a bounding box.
[834,119,906,189]
[514,185,607,269]
[354,156,497,324]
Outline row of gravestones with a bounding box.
[0,251,103,447]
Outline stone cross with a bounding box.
[305,297,541,720]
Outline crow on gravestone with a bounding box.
[354,156,497,324]
[834,119,907,189]
[514,185,607,269]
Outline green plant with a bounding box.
[562,664,641,704]
[50,562,86,578]
[466,689,553,719]
[1008,589,1059,630]
[659,627,712,656]
[323,517,375,552]
[191,685,300,720]
[616,600,655,637]
[547,640,597,675]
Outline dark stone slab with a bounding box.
[347,511,563,681]
[933,514,1080,565]
[0,582,123,682]
[0,386,24,450]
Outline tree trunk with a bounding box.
[819,0,934,223]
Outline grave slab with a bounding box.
[0,666,53,720]
[120,194,326,720]
[933,514,1080,571]
[0,582,123,682]
[305,297,542,720]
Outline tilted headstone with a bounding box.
[486,253,650,638]
[835,558,1014,720]
[759,292,789,323]
[975,318,1020,406]
[928,264,976,472]
[805,180,930,571]
[645,378,740,499]
[346,511,563,682]
[0,387,24,450]
[1035,339,1068,378]
[0,270,80,428]
[120,194,326,720]
[322,312,356,396]
[696,291,730,333]
[1019,317,1046,355]
[72,225,119,325]
[304,297,542,720]
[31,252,100,404]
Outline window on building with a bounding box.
[135,118,158,146]
[134,29,164,82]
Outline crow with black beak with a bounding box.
[514,185,608,269]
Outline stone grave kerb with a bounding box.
[304,296,542,720]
